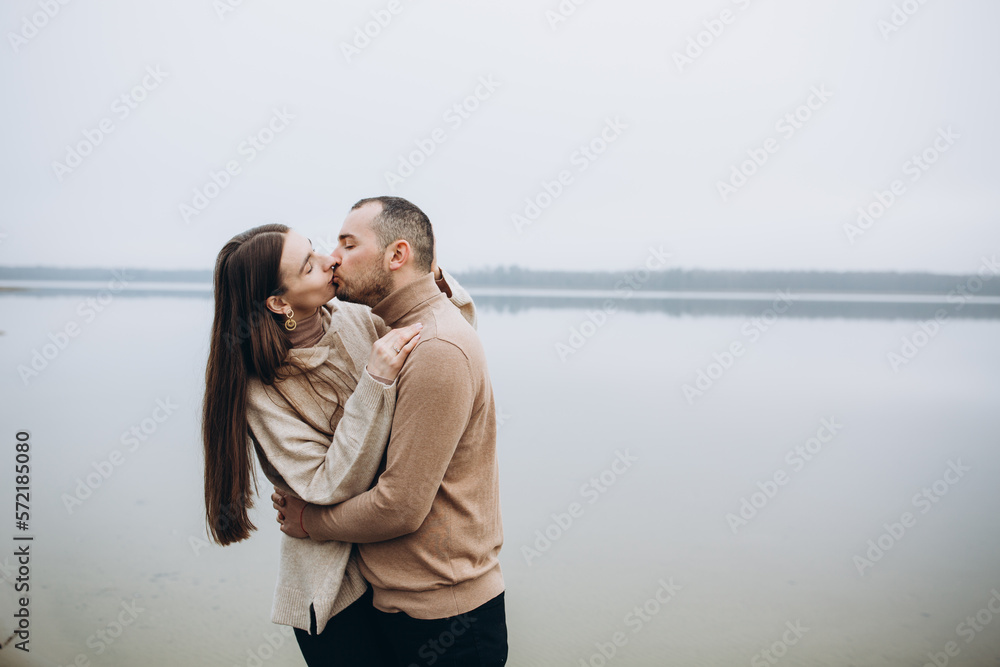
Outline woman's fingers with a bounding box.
[384,332,420,372]
[395,322,423,346]
[368,323,424,380]
[390,323,422,360]
[398,333,420,355]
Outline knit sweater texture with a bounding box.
[302,272,504,620]
[245,269,474,634]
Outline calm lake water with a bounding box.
[1,291,999,666]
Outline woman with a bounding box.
[201,223,474,665]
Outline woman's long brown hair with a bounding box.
[203,224,355,545]
[202,223,295,545]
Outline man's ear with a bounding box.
[386,240,412,272]
[265,295,289,315]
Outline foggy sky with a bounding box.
[2,0,998,274]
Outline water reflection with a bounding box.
[1,292,998,666]
[3,284,999,320]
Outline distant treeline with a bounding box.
[0,267,213,283]
[1,265,998,295]
[454,266,1000,294]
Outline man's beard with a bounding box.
[335,257,393,308]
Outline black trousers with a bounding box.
[294,585,395,667]
[374,591,508,667]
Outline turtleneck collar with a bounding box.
[371,273,441,327]
[286,306,327,349]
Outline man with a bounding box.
[274,196,507,666]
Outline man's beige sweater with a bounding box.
[302,272,504,620]
[245,269,474,634]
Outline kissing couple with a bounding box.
[201,196,507,666]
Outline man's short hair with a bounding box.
[352,196,434,272]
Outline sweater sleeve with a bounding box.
[302,339,474,542]
[438,268,477,331]
[247,369,397,506]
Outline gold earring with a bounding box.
[284,309,296,331]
